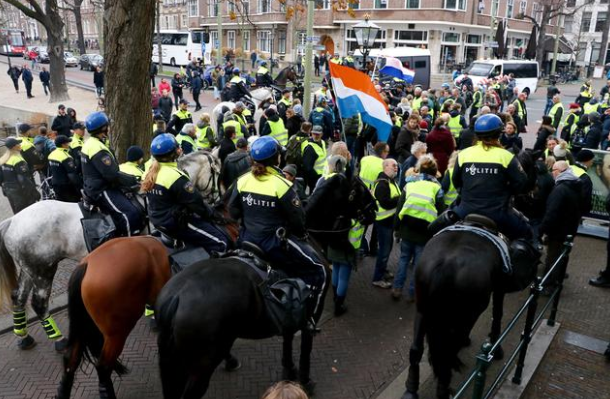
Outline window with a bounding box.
[374,0,387,8]
[278,31,286,54]
[506,0,513,18]
[577,42,587,62]
[243,30,250,51]
[298,32,307,47]
[444,0,466,10]
[164,16,169,29]
[591,42,602,63]
[564,15,573,34]
[406,0,419,8]
[242,0,250,14]
[531,2,542,23]
[315,0,330,9]
[228,31,235,48]
[442,32,461,43]
[181,14,188,28]
[208,0,218,17]
[467,34,481,44]
[519,1,526,16]
[349,0,359,9]
[393,30,428,48]
[345,29,387,52]
[596,12,607,32]
[228,0,235,13]
[210,30,219,49]
[503,63,537,78]
[257,31,271,52]
[172,15,178,29]
[258,0,270,13]
[188,0,198,16]
[491,0,499,16]
[582,12,592,33]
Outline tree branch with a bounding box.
[26,0,45,19]
[1,0,42,21]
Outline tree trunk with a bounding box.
[46,2,70,102]
[535,7,549,68]
[104,0,155,162]
[156,0,163,73]
[598,1,610,66]
[73,3,86,56]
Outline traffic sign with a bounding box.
[306,36,320,43]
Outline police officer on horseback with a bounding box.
[256,61,273,87]
[452,113,531,240]
[81,111,145,236]
[229,68,250,102]
[228,136,326,327]
[142,133,231,254]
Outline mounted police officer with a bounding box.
[228,136,326,327]
[142,133,231,253]
[48,135,82,202]
[229,68,250,102]
[452,114,531,240]
[81,111,144,236]
[0,137,40,213]
[256,61,273,87]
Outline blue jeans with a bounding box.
[345,135,358,169]
[332,262,353,297]
[393,240,424,296]
[544,98,553,116]
[373,222,394,282]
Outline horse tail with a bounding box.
[67,261,128,375]
[156,294,188,399]
[0,219,17,311]
[424,259,464,377]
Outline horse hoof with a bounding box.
[493,345,505,361]
[282,366,298,381]
[401,391,419,399]
[224,356,242,372]
[54,338,68,353]
[300,379,316,396]
[18,335,37,350]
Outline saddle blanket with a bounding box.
[437,224,512,274]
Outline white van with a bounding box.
[456,60,540,95]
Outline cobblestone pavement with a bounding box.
[1,235,609,399]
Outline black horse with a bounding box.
[155,174,376,399]
[274,66,298,87]
[403,149,541,399]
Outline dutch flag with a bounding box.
[379,56,415,84]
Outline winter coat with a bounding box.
[426,126,455,175]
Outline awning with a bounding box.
[543,36,573,54]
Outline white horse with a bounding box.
[211,87,275,129]
[0,150,222,350]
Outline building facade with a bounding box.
[564,0,610,68]
[189,0,548,73]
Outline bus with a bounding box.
[0,29,27,56]
[152,30,211,67]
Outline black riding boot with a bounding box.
[590,270,610,288]
[334,296,347,317]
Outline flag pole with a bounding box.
[371,55,380,81]
[328,64,346,142]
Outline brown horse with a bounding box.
[56,236,171,399]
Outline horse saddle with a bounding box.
[79,199,117,252]
[151,229,210,275]
[218,242,311,335]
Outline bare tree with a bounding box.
[59,0,86,55]
[104,0,155,161]
[519,0,593,67]
[1,0,70,101]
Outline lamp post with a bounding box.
[270,24,276,76]
[353,14,380,74]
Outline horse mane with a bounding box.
[178,151,222,202]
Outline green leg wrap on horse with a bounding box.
[144,304,155,318]
[13,309,27,337]
[42,316,63,340]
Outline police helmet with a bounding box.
[250,136,280,162]
[151,133,178,157]
[260,61,267,66]
[86,111,109,133]
[233,67,240,74]
[474,114,503,138]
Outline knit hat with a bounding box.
[126,146,145,162]
[419,120,429,130]
[293,104,303,116]
[569,103,580,109]
[283,164,297,177]
[553,144,567,159]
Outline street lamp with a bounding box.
[270,24,276,76]
[353,14,380,73]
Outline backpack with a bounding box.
[310,109,325,128]
[286,134,308,168]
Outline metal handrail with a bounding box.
[453,235,574,399]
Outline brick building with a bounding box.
[189,0,550,73]
[564,0,610,68]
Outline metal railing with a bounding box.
[453,235,574,399]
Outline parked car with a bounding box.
[64,52,78,67]
[23,46,38,60]
[36,50,50,63]
[79,54,104,71]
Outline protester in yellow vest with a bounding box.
[391,155,444,300]
[302,126,327,192]
[359,142,390,189]
[372,158,400,289]
[547,94,564,130]
[196,113,218,149]
[262,108,288,146]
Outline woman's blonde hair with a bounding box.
[416,154,438,176]
[261,381,309,399]
[199,113,211,123]
[328,141,351,162]
[141,160,161,192]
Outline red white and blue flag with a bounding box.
[379,56,415,84]
[329,62,392,142]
